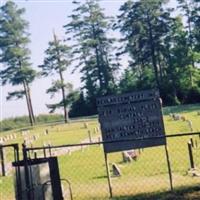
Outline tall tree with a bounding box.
[193,0,200,52]
[64,0,119,113]
[177,0,200,85]
[161,16,187,104]
[116,0,173,91]
[0,1,36,125]
[39,32,73,123]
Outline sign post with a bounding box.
[97,89,173,196]
[165,145,173,191]
[104,152,113,198]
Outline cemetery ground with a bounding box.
[1,104,200,200]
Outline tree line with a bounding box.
[0,0,200,126]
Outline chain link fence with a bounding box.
[1,133,200,200]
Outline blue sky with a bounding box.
[0,0,177,120]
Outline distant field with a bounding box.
[0,104,200,200]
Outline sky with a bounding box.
[0,0,177,120]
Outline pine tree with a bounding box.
[39,32,73,123]
[64,0,119,113]
[177,0,200,85]
[0,1,36,125]
[161,16,187,104]
[116,0,173,91]
[193,0,200,52]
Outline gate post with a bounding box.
[0,147,6,176]
[22,144,32,200]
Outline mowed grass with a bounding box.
[0,104,200,200]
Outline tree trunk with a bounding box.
[19,57,34,126]
[186,2,195,69]
[166,46,179,104]
[27,83,35,123]
[157,52,163,83]
[95,45,104,92]
[53,33,69,123]
[22,81,34,126]
[59,70,69,123]
[186,2,195,86]
[147,13,160,90]
[17,44,35,126]
[90,22,104,93]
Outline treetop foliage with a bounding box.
[0,0,200,123]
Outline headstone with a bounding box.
[45,129,49,135]
[94,128,97,134]
[187,120,193,132]
[127,150,138,161]
[173,114,181,121]
[84,123,88,129]
[33,135,37,141]
[122,151,132,163]
[88,131,92,143]
[138,148,143,154]
[112,163,121,177]
[181,115,186,121]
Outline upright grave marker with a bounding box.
[97,89,172,197]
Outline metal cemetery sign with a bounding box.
[97,89,166,153]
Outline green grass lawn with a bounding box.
[0,104,200,200]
